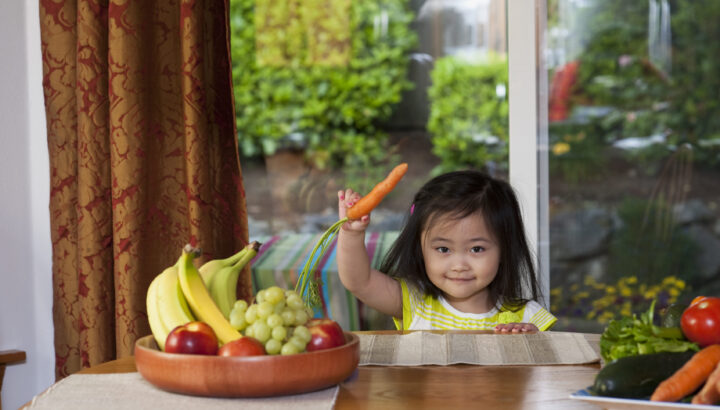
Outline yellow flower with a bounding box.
[627,276,638,284]
[598,311,615,324]
[552,142,571,156]
[620,287,632,297]
[606,286,617,294]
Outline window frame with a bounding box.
[508,0,550,306]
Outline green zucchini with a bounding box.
[591,351,695,399]
[661,303,688,328]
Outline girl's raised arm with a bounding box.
[336,189,402,319]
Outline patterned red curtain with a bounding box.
[40,0,249,379]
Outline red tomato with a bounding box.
[681,297,720,347]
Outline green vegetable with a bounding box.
[591,351,696,399]
[600,300,699,362]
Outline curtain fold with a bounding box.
[40,0,248,379]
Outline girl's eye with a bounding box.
[435,247,450,254]
[470,246,485,253]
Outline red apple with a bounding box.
[164,321,218,355]
[218,337,266,357]
[306,318,345,352]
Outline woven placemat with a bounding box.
[26,372,338,410]
[358,331,600,366]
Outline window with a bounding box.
[231,0,511,330]
[545,0,720,332]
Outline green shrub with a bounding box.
[567,0,720,167]
[426,55,508,174]
[549,120,609,184]
[230,0,416,185]
[606,198,699,285]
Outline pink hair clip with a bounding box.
[410,203,415,215]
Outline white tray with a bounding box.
[569,388,719,410]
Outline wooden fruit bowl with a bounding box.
[134,332,359,397]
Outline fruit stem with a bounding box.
[183,244,202,258]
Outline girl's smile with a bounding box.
[421,212,500,314]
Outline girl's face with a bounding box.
[420,212,500,313]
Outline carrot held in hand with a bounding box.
[295,163,409,308]
[650,344,720,402]
[346,163,408,220]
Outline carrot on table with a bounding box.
[651,344,720,402]
[693,360,720,404]
[346,163,408,220]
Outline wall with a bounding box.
[0,0,55,408]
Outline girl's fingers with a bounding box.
[494,323,538,333]
[338,188,370,231]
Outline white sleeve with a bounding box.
[522,301,558,331]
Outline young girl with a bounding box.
[336,169,556,332]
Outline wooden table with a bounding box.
[72,331,602,409]
[1,349,26,410]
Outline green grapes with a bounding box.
[267,314,283,328]
[265,286,285,304]
[257,301,274,319]
[265,339,282,355]
[293,325,311,343]
[271,326,287,341]
[253,321,271,343]
[228,286,312,355]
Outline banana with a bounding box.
[199,247,252,285]
[177,245,242,345]
[146,274,169,350]
[155,262,195,335]
[146,259,197,351]
[208,241,261,318]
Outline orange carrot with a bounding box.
[693,360,720,404]
[651,344,720,402]
[346,163,408,220]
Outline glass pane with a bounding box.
[230,0,509,329]
[546,0,720,332]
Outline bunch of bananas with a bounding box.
[146,241,261,350]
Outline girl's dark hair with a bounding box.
[379,170,543,310]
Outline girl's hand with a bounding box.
[494,323,539,333]
[339,189,370,233]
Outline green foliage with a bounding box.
[606,198,699,285]
[426,55,508,174]
[549,119,608,184]
[230,0,416,181]
[599,300,698,363]
[566,0,720,167]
